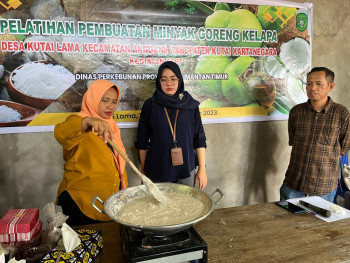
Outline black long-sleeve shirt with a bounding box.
[135,98,207,182]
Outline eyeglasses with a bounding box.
[160,78,179,84]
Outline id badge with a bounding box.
[171,147,183,166]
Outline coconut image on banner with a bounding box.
[0,0,312,133]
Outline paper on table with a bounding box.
[61,223,81,252]
[287,196,350,222]
[8,258,25,263]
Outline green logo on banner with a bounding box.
[296,13,308,32]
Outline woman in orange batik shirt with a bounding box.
[54,79,128,226]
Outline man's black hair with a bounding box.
[307,67,335,83]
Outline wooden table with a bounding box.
[81,203,350,262]
[195,203,350,263]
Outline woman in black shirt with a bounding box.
[135,61,207,189]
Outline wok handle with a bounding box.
[91,196,106,214]
[210,189,224,206]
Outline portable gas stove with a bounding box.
[120,226,208,263]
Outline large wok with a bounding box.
[92,183,223,236]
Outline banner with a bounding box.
[0,0,312,134]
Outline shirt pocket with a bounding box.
[319,127,338,146]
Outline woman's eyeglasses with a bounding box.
[160,78,179,84]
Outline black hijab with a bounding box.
[151,61,199,109]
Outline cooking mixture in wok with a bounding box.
[116,193,205,226]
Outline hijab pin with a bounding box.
[179,93,184,100]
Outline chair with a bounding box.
[335,153,349,206]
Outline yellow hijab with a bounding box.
[78,79,127,189]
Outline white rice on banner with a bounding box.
[12,63,75,99]
[0,105,22,122]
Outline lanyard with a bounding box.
[164,107,179,147]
